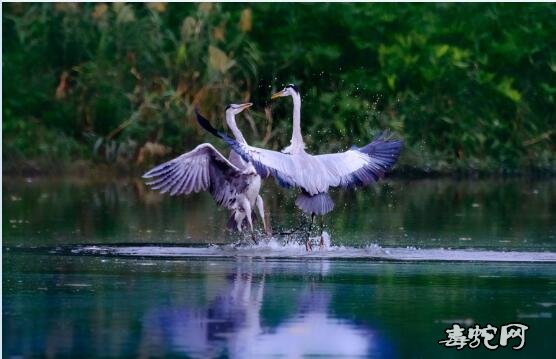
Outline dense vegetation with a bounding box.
[3,3,555,174]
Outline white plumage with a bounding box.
[206,85,403,217]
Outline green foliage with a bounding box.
[3,3,259,168]
[3,3,556,173]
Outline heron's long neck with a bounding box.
[290,93,305,151]
[226,113,247,144]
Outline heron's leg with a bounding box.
[234,211,246,245]
[247,208,258,246]
[246,209,254,232]
[255,195,269,235]
[319,216,325,249]
[308,213,315,232]
[242,199,258,245]
[233,211,245,232]
[305,214,315,251]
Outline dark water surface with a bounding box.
[3,178,556,358]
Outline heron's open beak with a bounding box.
[238,102,253,111]
[271,90,286,100]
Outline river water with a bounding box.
[3,178,556,358]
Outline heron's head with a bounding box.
[271,84,299,100]
[225,102,253,115]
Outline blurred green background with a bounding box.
[3,3,555,175]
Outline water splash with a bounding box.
[72,232,556,263]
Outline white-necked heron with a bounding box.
[197,86,402,249]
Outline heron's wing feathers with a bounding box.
[226,133,403,192]
[143,143,245,209]
[194,110,402,194]
[316,134,403,188]
[222,138,302,189]
[221,137,339,194]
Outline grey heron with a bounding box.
[143,103,267,241]
[196,85,402,249]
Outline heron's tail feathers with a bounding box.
[295,192,335,216]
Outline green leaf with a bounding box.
[496,77,521,102]
[386,74,397,91]
[434,44,449,58]
[176,44,187,65]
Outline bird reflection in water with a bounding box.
[139,260,389,358]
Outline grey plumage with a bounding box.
[144,103,268,234]
[295,192,334,215]
[143,143,253,211]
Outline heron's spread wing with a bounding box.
[194,109,402,194]
[224,134,402,193]
[315,135,403,188]
[143,143,246,209]
[226,141,298,187]
[223,136,333,193]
